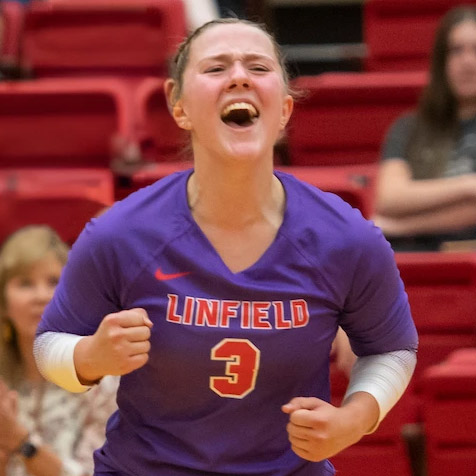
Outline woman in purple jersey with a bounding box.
[34,18,418,476]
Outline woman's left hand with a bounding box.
[281,396,375,462]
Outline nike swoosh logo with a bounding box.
[155,268,191,281]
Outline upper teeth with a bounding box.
[221,102,258,119]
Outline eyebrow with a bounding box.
[199,53,274,64]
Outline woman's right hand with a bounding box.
[73,308,153,384]
[0,447,10,476]
[0,378,28,454]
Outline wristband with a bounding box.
[15,434,42,460]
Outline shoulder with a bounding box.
[387,111,417,138]
[277,170,387,258]
[74,169,194,253]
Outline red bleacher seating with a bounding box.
[0,77,130,169]
[288,71,427,167]
[0,168,114,245]
[421,351,476,476]
[21,0,186,79]
[1,1,25,62]
[394,251,476,420]
[133,77,185,163]
[364,0,476,72]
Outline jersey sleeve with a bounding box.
[339,220,418,357]
[36,215,123,337]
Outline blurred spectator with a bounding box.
[183,0,219,30]
[0,225,117,476]
[374,6,476,252]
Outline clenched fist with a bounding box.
[282,394,379,463]
[74,308,153,384]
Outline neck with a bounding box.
[188,157,284,228]
[458,99,476,120]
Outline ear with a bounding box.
[171,101,192,131]
[163,78,175,115]
[279,94,294,131]
[164,79,192,130]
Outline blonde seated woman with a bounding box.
[0,226,118,476]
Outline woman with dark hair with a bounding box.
[34,18,417,476]
[375,6,476,251]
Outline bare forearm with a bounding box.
[340,391,380,435]
[377,175,476,217]
[375,200,476,237]
[376,160,476,217]
[74,336,105,384]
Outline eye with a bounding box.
[448,45,464,56]
[249,64,270,72]
[204,65,225,73]
[48,276,60,288]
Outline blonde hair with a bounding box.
[0,225,69,387]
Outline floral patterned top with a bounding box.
[7,377,118,476]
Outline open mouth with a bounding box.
[221,102,260,128]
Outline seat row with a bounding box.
[1,0,186,78]
[0,69,429,221]
[330,252,476,476]
[4,0,476,75]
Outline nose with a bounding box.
[461,45,476,65]
[226,61,251,91]
[34,282,55,303]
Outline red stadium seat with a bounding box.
[276,164,377,218]
[1,1,25,62]
[445,347,476,364]
[288,71,427,167]
[364,0,476,72]
[0,77,130,169]
[21,0,186,78]
[133,77,186,163]
[331,440,412,476]
[394,252,476,417]
[421,355,476,476]
[0,168,114,245]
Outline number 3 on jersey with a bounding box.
[210,338,260,398]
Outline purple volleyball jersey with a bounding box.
[38,169,417,476]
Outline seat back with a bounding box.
[422,357,476,476]
[287,71,426,166]
[0,77,128,168]
[364,0,476,71]
[133,77,186,163]
[0,168,114,245]
[1,1,25,61]
[22,0,186,77]
[395,252,476,385]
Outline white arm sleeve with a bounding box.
[343,349,417,433]
[34,332,94,393]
